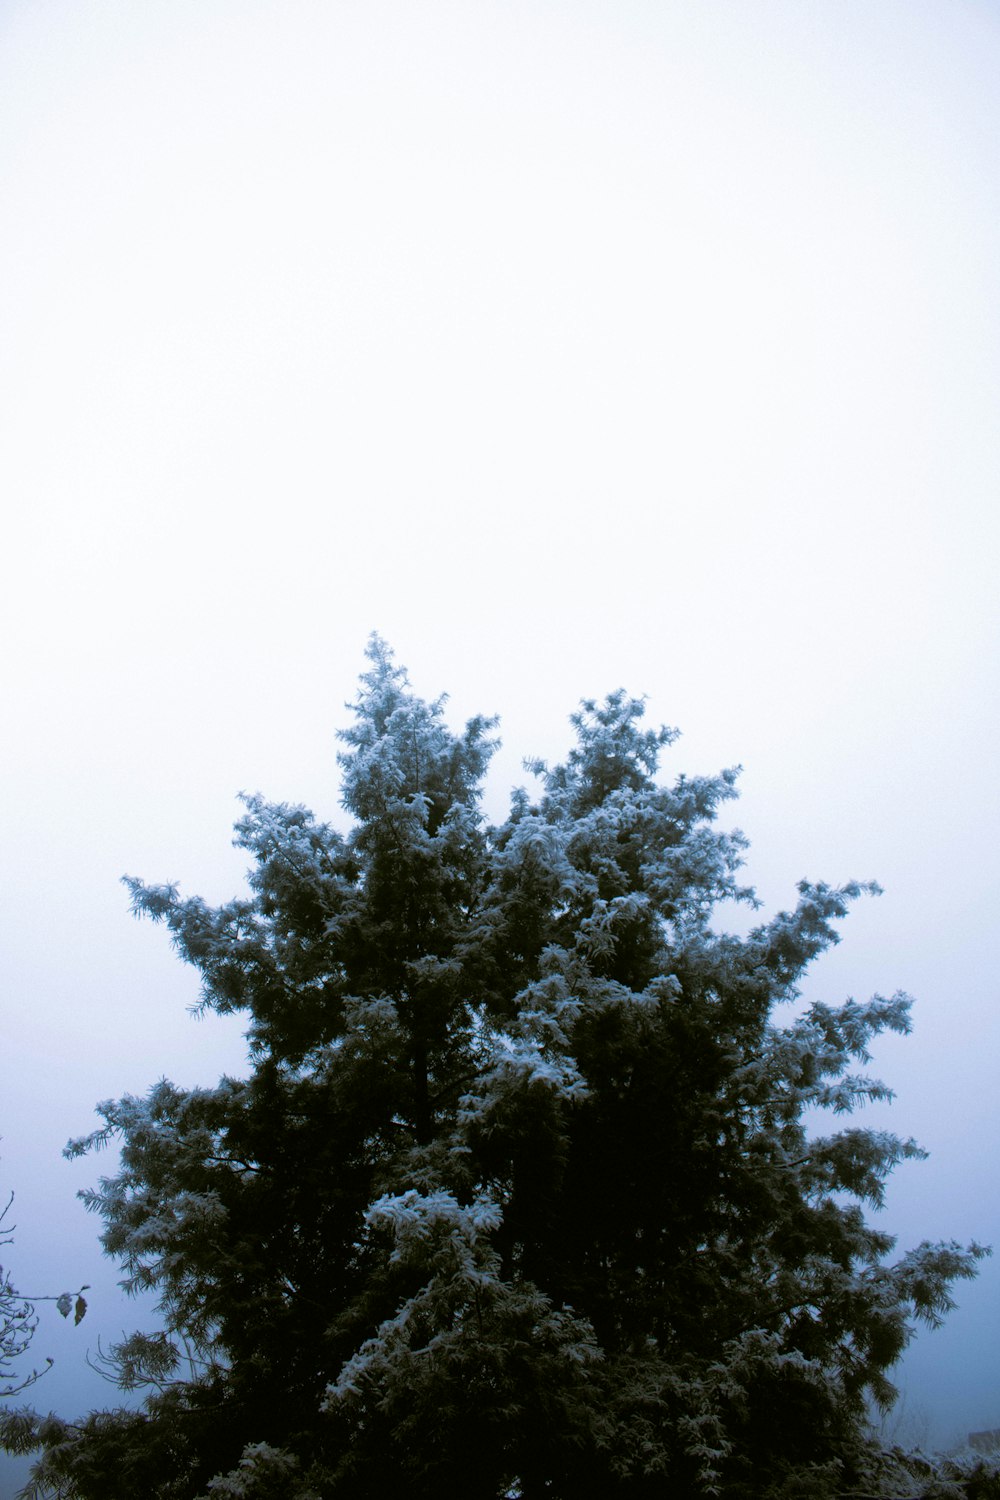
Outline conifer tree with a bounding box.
[2,637,988,1499]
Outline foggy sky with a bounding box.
[2,1,999,1487]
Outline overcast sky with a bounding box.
[2,0,999,1482]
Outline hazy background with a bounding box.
[2,0,998,1486]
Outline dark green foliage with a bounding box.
[3,637,990,1498]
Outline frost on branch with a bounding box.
[11,637,989,1500]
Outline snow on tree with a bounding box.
[1,637,989,1499]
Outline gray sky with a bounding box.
[2,0,998,1480]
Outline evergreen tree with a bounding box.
[2,637,988,1498]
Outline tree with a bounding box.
[0,1195,47,1402]
[0,1192,88,1403]
[2,636,989,1498]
